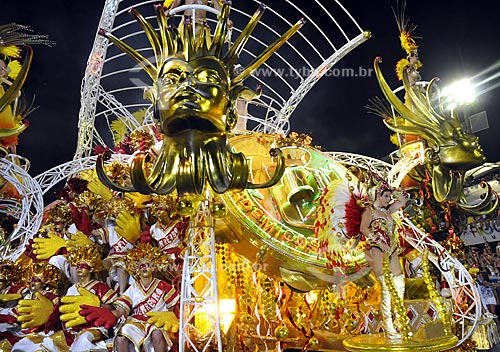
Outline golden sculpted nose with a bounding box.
[179,71,196,87]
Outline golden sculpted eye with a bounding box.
[162,71,180,85]
[195,69,221,84]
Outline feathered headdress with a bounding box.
[0,23,53,58]
[0,259,21,284]
[149,194,178,221]
[314,174,371,285]
[0,24,53,147]
[393,2,422,80]
[106,197,138,219]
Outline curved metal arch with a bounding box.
[0,158,44,260]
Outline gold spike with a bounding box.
[224,4,266,68]
[425,78,446,122]
[210,1,231,57]
[373,57,438,134]
[155,4,171,58]
[129,8,162,66]
[232,18,305,84]
[99,29,157,79]
[182,16,195,60]
[203,22,212,51]
[402,70,443,126]
[169,26,183,56]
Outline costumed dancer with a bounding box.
[360,183,408,338]
[59,245,118,351]
[10,262,64,352]
[81,243,180,352]
[148,195,189,267]
[103,197,145,294]
[0,261,28,349]
[315,174,408,339]
[29,203,93,284]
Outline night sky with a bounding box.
[3,0,499,177]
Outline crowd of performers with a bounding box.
[0,172,189,351]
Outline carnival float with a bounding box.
[0,0,498,351]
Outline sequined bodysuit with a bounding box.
[365,207,398,254]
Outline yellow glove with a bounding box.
[17,292,54,329]
[146,311,179,333]
[60,287,100,328]
[65,231,93,252]
[0,293,22,301]
[85,173,113,201]
[115,211,141,244]
[125,192,152,209]
[33,233,67,260]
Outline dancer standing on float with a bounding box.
[360,183,407,338]
[315,174,409,340]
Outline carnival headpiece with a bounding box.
[149,194,178,221]
[393,3,422,80]
[124,243,169,275]
[106,197,137,219]
[47,203,72,223]
[67,244,104,272]
[73,190,106,213]
[55,177,89,201]
[23,262,62,293]
[0,260,21,283]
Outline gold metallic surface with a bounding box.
[96,3,304,196]
[343,334,458,351]
[373,57,497,214]
[218,134,362,290]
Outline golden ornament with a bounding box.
[176,197,196,216]
[274,326,289,340]
[240,313,253,325]
[210,202,227,219]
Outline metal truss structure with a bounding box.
[400,217,480,345]
[179,199,222,352]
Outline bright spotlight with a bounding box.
[442,79,476,109]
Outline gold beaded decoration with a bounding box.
[382,254,410,339]
[421,249,453,335]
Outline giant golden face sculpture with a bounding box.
[96,4,303,196]
[373,57,497,214]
